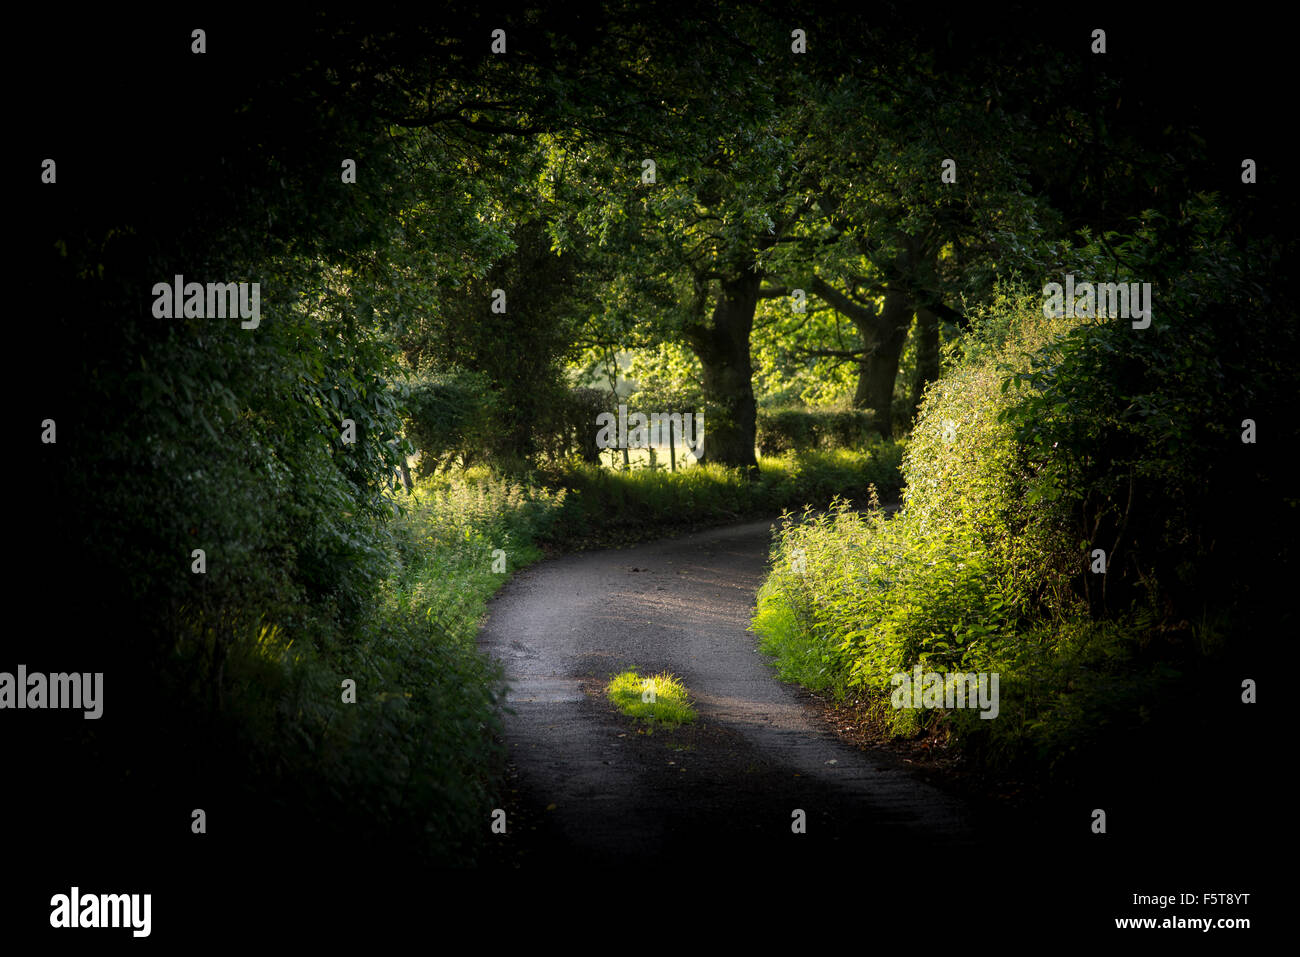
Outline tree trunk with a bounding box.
[855,288,912,438]
[810,274,912,439]
[909,306,941,421]
[684,272,761,475]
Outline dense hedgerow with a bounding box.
[755,407,877,456]
[754,288,1089,768]
[164,471,564,866]
[753,232,1296,779]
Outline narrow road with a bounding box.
[479,516,976,869]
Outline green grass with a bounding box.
[597,445,701,471]
[537,443,905,548]
[606,670,698,727]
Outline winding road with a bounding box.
[479,516,978,869]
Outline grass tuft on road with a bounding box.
[607,670,697,727]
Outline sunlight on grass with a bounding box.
[606,669,697,727]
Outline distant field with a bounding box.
[599,445,702,471]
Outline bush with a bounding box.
[172,467,576,866]
[402,375,623,473]
[752,285,1129,775]
[754,224,1298,783]
[756,407,876,456]
[529,386,613,466]
[399,370,500,475]
[1004,203,1299,633]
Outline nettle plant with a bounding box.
[756,284,1095,746]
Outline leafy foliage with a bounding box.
[756,407,877,456]
[399,371,500,476]
[1005,201,1299,631]
[753,258,1293,779]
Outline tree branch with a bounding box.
[811,275,879,324]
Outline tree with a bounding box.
[783,57,1052,436]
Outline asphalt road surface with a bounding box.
[478,516,981,870]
